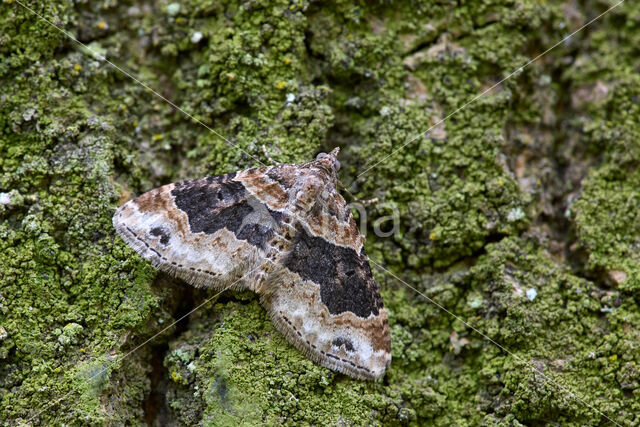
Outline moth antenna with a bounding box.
[357,197,379,206]
[337,179,378,206]
[262,145,281,165]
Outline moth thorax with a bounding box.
[315,150,341,173]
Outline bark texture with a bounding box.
[1,0,639,425]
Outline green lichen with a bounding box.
[571,80,640,292]
[1,0,640,425]
[163,299,397,425]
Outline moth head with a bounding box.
[315,147,341,173]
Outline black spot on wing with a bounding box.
[283,227,382,318]
[149,226,171,245]
[332,337,355,352]
[171,175,283,250]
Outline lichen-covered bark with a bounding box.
[1,0,639,425]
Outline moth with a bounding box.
[112,148,391,379]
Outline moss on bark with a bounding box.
[1,0,639,425]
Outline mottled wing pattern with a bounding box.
[113,149,392,380]
[261,234,391,380]
[113,172,282,290]
[239,164,392,380]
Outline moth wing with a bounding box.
[260,225,391,380]
[113,172,283,290]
